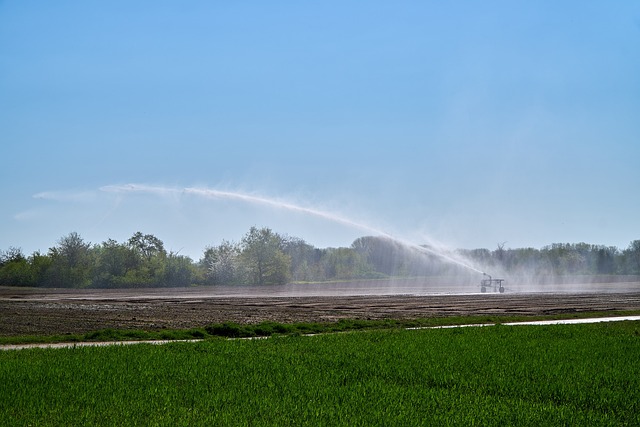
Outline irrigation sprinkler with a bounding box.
[481,273,505,293]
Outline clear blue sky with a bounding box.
[2,1,639,260]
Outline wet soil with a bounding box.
[1,281,639,336]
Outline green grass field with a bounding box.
[2,322,639,426]
[4,310,640,346]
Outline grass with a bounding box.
[2,310,640,346]
[1,321,639,426]
[0,327,208,346]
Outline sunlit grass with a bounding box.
[1,321,639,426]
[2,310,640,346]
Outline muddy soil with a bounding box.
[1,281,639,336]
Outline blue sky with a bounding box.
[1,1,639,260]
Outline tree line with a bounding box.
[459,241,640,276]
[1,228,639,288]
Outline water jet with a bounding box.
[101,183,486,278]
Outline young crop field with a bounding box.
[1,322,639,426]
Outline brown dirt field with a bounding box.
[1,281,640,336]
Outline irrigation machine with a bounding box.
[481,273,505,293]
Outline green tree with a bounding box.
[240,227,291,285]
[124,232,168,287]
[623,240,640,274]
[28,251,53,287]
[92,239,139,288]
[46,232,93,288]
[322,247,370,280]
[128,232,166,259]
[352,236,393,275]
[163,252,196,287]
[202,240,242,285]
[0,247,32,286]
[596,246,617,274]
[282,237,323,282]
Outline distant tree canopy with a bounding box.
[1,230,639,288]
[0,232,197,289]
[201,227,291,286]
[459,241,640,276]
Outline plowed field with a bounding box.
[2,277,639,336]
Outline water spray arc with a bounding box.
[101,184,485,275]
[190,186,486,274]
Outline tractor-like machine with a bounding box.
[481,273,505,293]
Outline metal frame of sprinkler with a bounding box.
[481,273,505,293]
